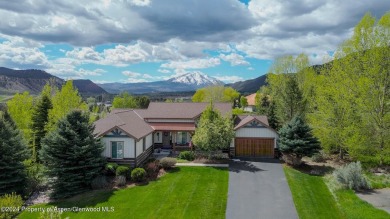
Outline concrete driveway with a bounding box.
[226,158,298,219]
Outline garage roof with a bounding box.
[234,115,271,130]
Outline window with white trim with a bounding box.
[111,141,124,159]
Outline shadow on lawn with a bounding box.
[291,163,335,176]
[53,189,116,208]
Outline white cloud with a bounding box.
[214,75,244,83]
[161,57,220,70]
[130,0,151,7]
[247,67,254,70]
[219,53,250,66]
[122,71,142,77]
[158,69,171,73]
[66,47,102,61]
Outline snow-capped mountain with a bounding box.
[100,72,225,94]
[167,72,224,86]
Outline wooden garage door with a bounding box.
[235,138,274,157]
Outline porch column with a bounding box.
[172,131,176,152]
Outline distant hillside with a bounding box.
[73,79,108,95]
[226,74,268,94]
[0,67,108,96]
[0,67,63,95]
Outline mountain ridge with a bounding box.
[99,71,224,94]
[0,67,107,96]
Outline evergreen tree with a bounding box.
[0,111,29,195]
[31,94,52,162]
[278,116,320,166]
[267,102,280,130]
[40,110,105,199]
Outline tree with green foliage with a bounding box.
[267,54,315,124]
[40,110,105,199]
[112,92,138,108]
[7,91,34,141]
[31,91,53,162]
[192,104,234,153]
[240,96,248,108]
[267,102,280,130]
[192,86,239,104]
[0,111,29,195]
[309,12,390,164]
[135,96,150,108]
[278,116,320,166]
[255,92,270,115]
[47,81,88,131]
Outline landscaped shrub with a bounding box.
[91,175,109,190]
[0,193,23,219]
[116,166,131,179]
[131,168,147,182]
[145,160,160,178]
[178,151,195,161]
[24,160,47,195]
[146,157,156,163]
[311,153,325,163]
[333,162,371,190]
[105,163,119,175]
[115,176,126,187]
[160,157,177,169]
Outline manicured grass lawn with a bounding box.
[284,166,389,219]
[284,166,343,219]
[19,167,228,219]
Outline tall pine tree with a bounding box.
[40,110,105,199]
[0,111,29,195]
[31,94,52,162]
[278,116,320,166]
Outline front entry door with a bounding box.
[162,132,171,147]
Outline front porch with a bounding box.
[153,130,193,151]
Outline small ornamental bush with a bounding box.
[178,151,195,161]
[333,162,370,190]
[131,168,147,182]
[105,163,119,175]
[0,193,23,219]
[91,175,109,190]
[311,153,325,163]
[115,176,126,187]
[160,157,177,169]
[146,157,157,163]
[116,166,131,179]
[145,160,160,178]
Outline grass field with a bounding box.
[284,166,389,219]
[19,167,228,219]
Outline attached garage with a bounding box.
[231,115,278,158]
[235,138,275,157]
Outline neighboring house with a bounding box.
[94,102,278,166]
[244,93,256,112]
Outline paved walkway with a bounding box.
[175,163,229,167]
[226,158,298,219]
[356,188,390,214]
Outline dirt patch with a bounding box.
[356,188,390,214]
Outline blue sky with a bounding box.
[0,0,388,84]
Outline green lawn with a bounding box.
[284,166,343,219]
[284,166,389,219]
[19,167,228,219]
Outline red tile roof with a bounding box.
[245,93,257,106]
